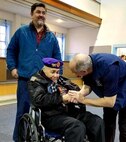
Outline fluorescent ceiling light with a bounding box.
[56,19,64,23]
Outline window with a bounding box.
[0,20,11,57]
[112,44,126,57]
[55,32,65,61]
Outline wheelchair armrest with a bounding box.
[30,105,42,126]
[29,106,64,141]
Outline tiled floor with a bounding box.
[0,92,119,142]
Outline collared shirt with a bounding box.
[30,22,47,44]
[83,53,126,111]
[36,30,44,44]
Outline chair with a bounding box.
[18,105,65,142]
[18,106,89,142]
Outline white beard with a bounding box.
[37,20,44,27]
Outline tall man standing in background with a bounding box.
[6,3,62,142]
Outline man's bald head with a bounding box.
[69,53,92,73]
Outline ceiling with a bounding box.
[0,0,88,28]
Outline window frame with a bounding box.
[0,19,11,57]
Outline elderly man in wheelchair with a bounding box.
[18,57,105,142]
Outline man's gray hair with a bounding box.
[74,54,92,72]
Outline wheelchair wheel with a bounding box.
[18,113,39,142]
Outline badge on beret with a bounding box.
[52,62,61,68]
[42,57,63,68]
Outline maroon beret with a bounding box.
[42,58,63,68]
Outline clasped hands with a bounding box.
[62,90,85,104]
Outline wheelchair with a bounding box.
[18,105,89,142]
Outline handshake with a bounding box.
[62,90,85,104]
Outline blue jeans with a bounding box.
[13,78,30,142]
[103,106,126,142]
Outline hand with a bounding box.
[68,90,85,104]
[11,69,18,79]
[62,94,69,104]
[68,90,79,103]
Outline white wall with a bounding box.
[95,0,126,46]
[62,0,126,55]
[66,26,99,55]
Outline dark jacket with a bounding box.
[28,71,86,117]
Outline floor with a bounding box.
[0,103,16,142]
[0,93,119,142]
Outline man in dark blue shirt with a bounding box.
[69,53,126,142]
